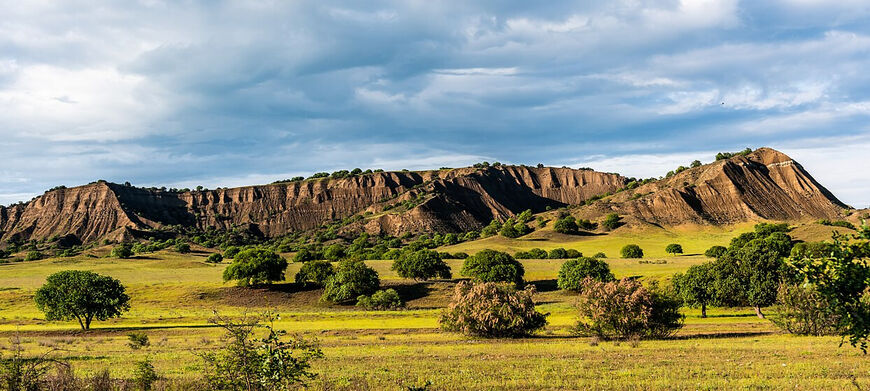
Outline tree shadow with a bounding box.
[262,282,320,294]
[529,279,559,292]
[669,331,774,340]
[385,282,432,302]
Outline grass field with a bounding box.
[1,223,868,390]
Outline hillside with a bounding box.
[0,148,849,245]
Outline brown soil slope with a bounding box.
[0,166,626,243]
[583,147,848,225]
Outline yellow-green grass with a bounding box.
[0,224,867,389]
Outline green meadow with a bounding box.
[1,223,868,390]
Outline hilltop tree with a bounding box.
[222,249,288,287]
[673,263,716,318]
[461,249,524,286]
[34,270,130,330]
[391,249,452,281]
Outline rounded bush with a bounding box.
[293,248,315,263]
[575,278,684,339]
[322,260,380,304]
[391,249,451,281]
[461,249,524,286]
[174,242,191,254]
[439,281,547,338]
[665,243,683,255]
[222,248,288,286]
[357,289,403,310]
[111,244,134,259]
[557,257,615,291]
[295,260,335,287]
[620,244,644,259]
[223,246,240,259]
[205,253,223,263]
[704,245,726,258]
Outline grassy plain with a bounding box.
[1,223,868,390]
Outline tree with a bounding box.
[601,213,622,231]
[770,284,842,336]
[691,160,702,168]
[620,244,644,259]
[111,244,134,259]
[672,263,716,317]
[295,260,335,287]
[439,281,547,338]
[206,253,224,263]
[321,260,380,304]
[553,216,579,235]
[174,242,191,254]
[222,249,288,287]
[293,248,315,263]
[461,249,524,286]
[704,245,727,258]
[34,270,130,330]
[391,250,451,281]
[223,246,240,259]
[557,257,615,291]
[323,244,346,261]
[665,243,683,255]
[357,289,403,310]
[548,248,568,259]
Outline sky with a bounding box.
[1,0,869,208]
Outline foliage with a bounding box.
[557,257,615,291]
[439,281,548,338]
[0,335,63,391]
[601,213,622,231]
[461,249,525,286]
[25,251,43,261]
[199,313,322,390]
[620,244,644,259]
[704,245,727,258]
[323,244,346,261]
[514,248,548,259]
[295,260,335,287]
[770,284,842,336]
[672,263,715,317]
[593,252,607,259]
[787,234,870,352]
[128,332,150,349]
[206,253,224,263]
[553,216,579,235]
[499,217,533,238]
[222,249,288,287]
[34,270,131,330]
[293,248,315,263]
[816,219,856,230]
[133,358,159,391]
[321,261,380,304]
[223,246,240,259]
[174,242,191,254]
[111,244,134,259]
[391,250,451,281]
[357,289,403,310]
[665,243,683,255]
[715,147,752,161]
[575,278,684,340]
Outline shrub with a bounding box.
[575,278,684,340]
[323,244,346,261]
[770,284,842,336]
[293,248,315,263]
[620,244,644,258]
[223,246,240,259]
[127,332,150,349]
[665,243,683,255]
[205,253,223,263]
[439,281,548,338]
[451,252,469,259]
[601,213,622,231]
[704,245,727,258]
[322,260,380,304]
[133,358,159,391]
[592,252,607,259]
[295,260,335,287]
[222,249,288,286]
[557,257,615,291]
[553,216,579,235]
[25,251,43,261]
[391,250,451,281]
[357,289,403,310]
[111,244,134,259]
[461,250,524,286]
[34,270,131,330]
[174,242,191,254]
[548,248,568,259]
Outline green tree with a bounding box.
[665,243,683,255]
[323,244,346,261]
[704,245,727,258]
[322,261,380,304]
[553,216,579,235]
[206,253,223,263]
[295,260,335,287]
[223,246,240,259]
[557,257,615,291]
[222,249,288,287]
[601,213,622,231]
[672,263,716,317]
[174,242,191,254]
[34,270,130,330]
[391,249,452,281]
[620,244,644,258]
[461,250,525,286]
[111,244,134,259]
[293,248,315,263]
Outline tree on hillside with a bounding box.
[461,249,525,286]
[222,249,288,287]
[665,243,683,255]
[601,213,622,231]
[553,216,579,235]
[34,270,130,330]
[323,244,346,261]
[673,263,716,318]
[391,249,452,281]
[111,244,134,259]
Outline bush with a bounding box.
[557,257,615,291]
[592,252,607,259]
[548,248,568,259]
[391,250,451,281]
[704,245,727,258]
[575,278,684,339]
[601,213,622,231]
[357,289,403,310]
[25,251,43,261]
[553,216,579,235]
[127,332,150,349]
[223,246,240,259]
[133,358,159,391]
[174,242,191,254]
[322,261,380,304]
[665,243,683,255]
[439,281,548,338]
[293,248,315,263]
[111,244,134,259]
[461,250,524,286]
[323,244,346,261]
[222,249,288,286]
[770,284,842,336]
[620,244,644,258]
[205,253,223,263]
[515,248,548,259]
[295,260,335,287]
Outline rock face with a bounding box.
[0,148,849,244]
[589,148,848,225]
[0,166,626,243]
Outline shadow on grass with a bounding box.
[387,282,432,302]
[262,282,321,294]
[529,279,559,292]
[669,331,774,340]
